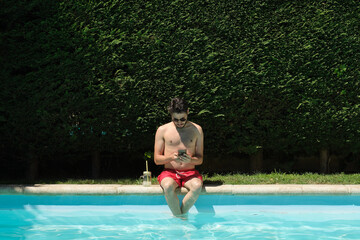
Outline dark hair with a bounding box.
[167,98,188,114]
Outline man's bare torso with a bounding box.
[162,121,200,170]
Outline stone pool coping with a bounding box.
[0,184,360,195]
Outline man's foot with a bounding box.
[173,212,188,220]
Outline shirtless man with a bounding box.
[154,98,204,216]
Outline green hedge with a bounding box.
[1,0,359,177]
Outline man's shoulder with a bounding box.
[188,121,203,133]
[156,122,173,131]
[190,121,202,129]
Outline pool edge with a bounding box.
[0,184,360,195]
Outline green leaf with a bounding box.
[198,109,212,115]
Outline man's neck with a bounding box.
[173,120,189,130]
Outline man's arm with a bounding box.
[185,125,204,165]
[154,126,177,165]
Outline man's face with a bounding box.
[172,112,188,128]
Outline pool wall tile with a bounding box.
[348,185,360,195]
[203,185,234,194]
[1,184,360,195]
[301,185,349,195]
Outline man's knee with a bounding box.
[161,178,178,193]
[187,178,203,193]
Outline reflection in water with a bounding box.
[1,195,360,239]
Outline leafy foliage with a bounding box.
[1,0,359,177]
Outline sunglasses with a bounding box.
[173,117,187,122]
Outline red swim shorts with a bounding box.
[157,168,203,187]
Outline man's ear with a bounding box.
[187,109,189,114]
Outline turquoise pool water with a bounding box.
[1,195,360,239]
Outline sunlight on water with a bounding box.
[0,195,360,239]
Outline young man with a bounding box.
[154,98,204,216]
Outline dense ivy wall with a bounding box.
[1,0,359,179]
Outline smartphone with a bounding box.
[178,149,186,156]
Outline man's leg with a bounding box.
[181,177,203,214]
[160,177,182,216]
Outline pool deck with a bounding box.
[0,184,360,195]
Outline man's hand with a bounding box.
[178,153,191,163]
[169,152,180,162]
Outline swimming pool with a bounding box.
[1,194,360,239]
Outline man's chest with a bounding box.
[164,129,196,147]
